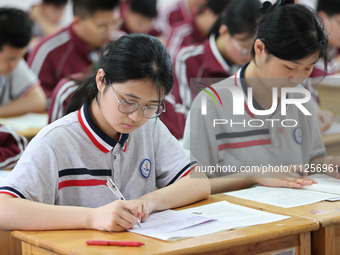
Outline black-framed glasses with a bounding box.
[110,85,165,119]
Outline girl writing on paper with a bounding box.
[0,34,210,232]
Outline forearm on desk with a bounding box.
[0,194,93,231]
[139,172,211,212]
[0,86,46,117]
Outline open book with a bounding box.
[129,201,289,241]
[225,174,340,208]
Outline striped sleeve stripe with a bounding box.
[167,161,198,186]
[30,32,70,75]
[168,25,192,57]
[175,45,204,112]
[58,179,107,190]
[0,187,25,198]
[50,80,78,123]
[216,129,270,139]
[218,139,272,151]
[0,126,27,169]
[59,168,112,177]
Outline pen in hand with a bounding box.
[106,177,142,228]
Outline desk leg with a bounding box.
[312,226,336,255]
[299,232,311,255]
[21,242,32,255]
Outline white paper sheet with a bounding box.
[0,113,48,131]
[129,201,290,241]
[225,186,337,208]
[129,209,213,235]
[323,122,340,135]
[302,174,340,196]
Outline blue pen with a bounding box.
[106,177,142,228]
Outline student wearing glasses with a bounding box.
[160,0,261,139]
[27,0,121,104]
[183,1,340,194]
[0,34,210,231]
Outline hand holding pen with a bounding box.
[106,177,142,228]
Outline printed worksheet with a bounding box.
[225,185,337,208]
[129,201,290,241]
[302,174,340,196]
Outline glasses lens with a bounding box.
[144,105,164,119]
[119,100,138,113]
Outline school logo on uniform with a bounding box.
[140,159,151,178]
[294,127,303,144]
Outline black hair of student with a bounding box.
[128,0,157,18]
[208,0,261,38]
[72,0,120,18]
[67,34,173,113]
[199,0,231,15]
[0,8,32,50]
[43,0,68,6]
[317,0,340,16]
[252,2,328,66]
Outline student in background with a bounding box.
[184,1,340,194]
[119,0,160,37]
[27,0,120,103]
[166,0,231,57]
[160,0,261,139]
[0,34,210,231]
[0,125,27,170]
[48,68,93,123]
[0,8,46,117]
[302,0,340,132]
[156,0,208,40]
[29,0,68,49]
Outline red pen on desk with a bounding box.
[86,240,145,247]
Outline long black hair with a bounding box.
[67,34,173,113]
[253,1,328,66]
[208,0,261,38]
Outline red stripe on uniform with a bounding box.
[78,109,109,153]
[58,179,107,190]
[218,139,271,150]
[181,164,198,178]
[0,191,19,198]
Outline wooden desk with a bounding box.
[0,113,47,141]
[322,132,340,156]
[314,83,340,120]
[218,193,340,255]
[15,128,42,141]
[11,195,319,255]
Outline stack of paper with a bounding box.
[225,174,340,208]
[129,201,290,241]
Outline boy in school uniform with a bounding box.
[166,0,231,57]
[0,8,46,117]
[27,0,120,102]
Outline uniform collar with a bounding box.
[234,63,262,117]
[78,103,129,153]
[207,34,233,73]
